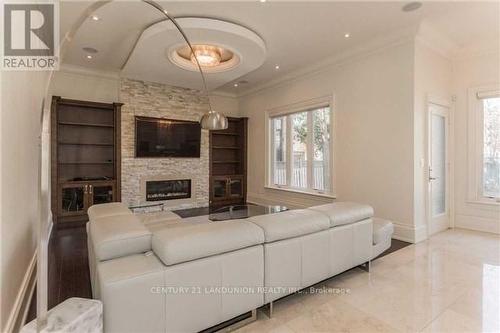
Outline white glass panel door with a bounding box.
[431,114,446,215]
[428,103,450,235]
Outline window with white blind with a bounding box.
[468,87,500,203]
[269,105,333,195]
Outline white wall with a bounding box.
[1,70,50,332]
[452,50,500,233]
[239,40,416,239]
[49,68,120,103]
[210,93,240,117]
[413,38,453,240]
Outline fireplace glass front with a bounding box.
[146,179,191,201]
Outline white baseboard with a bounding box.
[4,250,37,333]
[386,222,427,244]
[455,214,500,234]
[247,190,333,209]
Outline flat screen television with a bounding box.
[135,116,201,158]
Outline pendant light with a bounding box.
[143,0,228,130]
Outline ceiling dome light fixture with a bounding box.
[143,0,228,130]
[402,2,422,12]
[170,44,240,73]
[190,45,221,67]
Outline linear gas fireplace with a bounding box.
[145,179,191,201]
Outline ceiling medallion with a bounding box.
[169,44,241,73]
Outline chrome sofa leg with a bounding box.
[265,301,273,318]
[215,309,257,332]
[359,260,371,272]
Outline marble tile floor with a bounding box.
[238,229,500,333]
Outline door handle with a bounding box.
[428,167,438,181]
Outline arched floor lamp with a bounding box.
[30,1,227,332]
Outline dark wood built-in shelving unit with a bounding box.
[209,117,248,208]
[51,96,122,227]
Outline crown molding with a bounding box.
[415,21,459,60]
[59,63,121,81]
[451,38,500,61]
[237,24,420,98]
[210,91,238,99]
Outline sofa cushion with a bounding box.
[308,202,374,227]
[248,209,330,242]
[89,214,152,261]
[88,202,131,221]
[372,217,394,245]
[152,220,264,265]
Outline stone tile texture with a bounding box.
[120,78,209,209]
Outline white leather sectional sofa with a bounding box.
[87,202,393,333]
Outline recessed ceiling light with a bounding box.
[86,55,93,59]
[83,47,98,54]
[402,2,422,12]
[90,15,100,21]
[234,83,239,87]
[259,0,267,3]
[344,33,350,38]
[275,65,280,70]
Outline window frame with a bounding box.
[265,96,335,197]
[467,85,500,205]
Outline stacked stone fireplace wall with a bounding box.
[120,78,209,209]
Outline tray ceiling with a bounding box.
[60,1,499,94]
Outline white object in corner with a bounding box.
[21,298,103,333]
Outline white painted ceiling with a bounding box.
[60,1,500,95]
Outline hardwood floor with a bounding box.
[27,226,92,322]
[375,239,409,258]
[26,216,410,323]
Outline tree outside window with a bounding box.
[483,97,500,198]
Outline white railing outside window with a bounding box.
[269,104,333,195]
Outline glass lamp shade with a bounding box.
[190,46,221,67]
[200,110,228,130]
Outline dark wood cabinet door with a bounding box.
[228,176,244,198]
[211,177,229,202]
[88,181,115,206]
[59,183,89,217]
